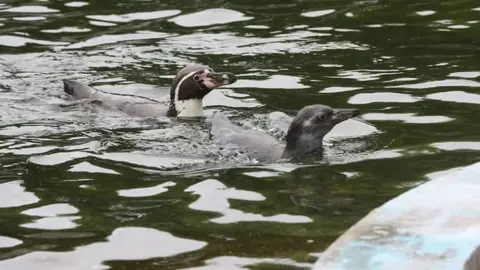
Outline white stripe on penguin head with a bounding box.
[174,70,198,103]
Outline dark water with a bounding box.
[1,0,480,269]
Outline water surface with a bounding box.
[1,0,480,269]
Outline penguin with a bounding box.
[210,104,361,162]
[62,64,237,118]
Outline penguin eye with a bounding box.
[193,75,201,81]
[315,114,326,121]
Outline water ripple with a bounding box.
[21,216,81,230]
[62,31,171,49]
[0,5,59,13]
[168,8,253,27]
[362,113,453,124]
[230,75,310,89]
[204,89,262,108]
[426,91,480,104]
[185,179,312,224]
[348,92,422,104]
[181,256,312,270]
[416,10,436,16]
[245,24,269,29]
[68,161,121,174]
[1,0,480,268]
[0,180,40,208]
[243,171,283,178]
[89,20,116,27]
[117,181,176,198]
[0,236,22,248]
[156,32,368,55]
[13,16,46,21]
[86,10,181,23]
[448,24,469,29]
[29,151,206,170]
[42,27,91,34]
[64,2,89,7]
[0,35,69,47]
[301,9,335,18]
[431,141,480,151]
[0,145,57,155]
[448,71,480,78]
[319,86,361,93]
[329,69,401,82]
[22,203,79,217]
[388,79,480,89]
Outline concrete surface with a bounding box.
[314,161,480,270]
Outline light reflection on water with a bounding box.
[0,180,40,208]
[0,227,208,270]
[1,0,480,269]
[185,179,312,224]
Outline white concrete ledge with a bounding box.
[314,161,480,270]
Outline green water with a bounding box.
[1,0,480,269]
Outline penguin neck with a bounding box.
[281,135,324,159]
[170,98,204,117]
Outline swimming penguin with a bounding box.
[210,104,361,162]
[62,64,237,118]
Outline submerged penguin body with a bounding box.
[63,80,169,117]
[62,64,237,118]
[210,112,285,162]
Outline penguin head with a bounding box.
[283,104,361,158]
[170,64,237,103]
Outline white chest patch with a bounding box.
[175,99,204,117]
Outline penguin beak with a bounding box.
[332,108,361,124]
[204,72,237,88]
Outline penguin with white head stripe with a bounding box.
[63,64,237,118]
